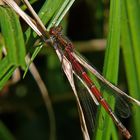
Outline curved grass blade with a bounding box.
[23,44,43,78]
[47,0,75,30]
[95,0,121,139]
[0,6,26,67]
[121,0,140,139]
[0,66,16,89]
[0,6,26,89]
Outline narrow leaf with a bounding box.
[121,0,140,139]
[95,0,121,139]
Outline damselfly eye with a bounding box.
[49,27,56,35]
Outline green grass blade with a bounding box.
[38,0,65,26]
[121,0,140,102]
[0,58,12,79]
[0,34,4,59]
[0,6,26,68]
[95,0,121,139]
[47,0,75,29]
[6,8,26,69]
[23,44,43,78]
[126,0,140,86]
[0,6,26,89]
[121,0,140,139]
[0,66,16,90]
[0,7,18,64]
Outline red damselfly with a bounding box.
[49,26,132,139]
[3,0,140,139]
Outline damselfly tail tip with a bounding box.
[123,130,132,140]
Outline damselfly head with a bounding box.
[49,27,55,35]
[49,26,62,36]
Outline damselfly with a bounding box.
[2,0,140,139]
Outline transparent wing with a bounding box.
[73,73,98,137]
[115,95,131,118]
[72,51,134,118]
[73,50,140,107]
[54,47,90,140]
